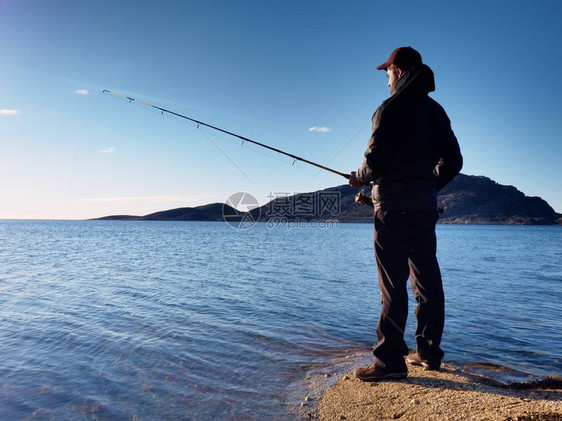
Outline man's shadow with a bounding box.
[402,365,561,403]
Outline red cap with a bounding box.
[376,46,422,70]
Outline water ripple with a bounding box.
[0,221,560,419]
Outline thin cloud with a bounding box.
[99,146,115,153]
[77,195,219,203]
[0,109,19,115]
[308,126,332,133]
[74,89,89,95]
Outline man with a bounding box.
[348,47,462,381]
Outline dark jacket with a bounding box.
[356,64,463,211]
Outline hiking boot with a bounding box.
[406,352,441,370]
[355,363,407,382]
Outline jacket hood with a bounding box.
[391,64,435,97]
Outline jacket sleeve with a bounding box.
[433,112,463,191]
[356,107,391,185]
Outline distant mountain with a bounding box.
[93,174,561,225]
[436,174,560,224]
[93,203,242,222]
[141,203,235,221]
[249,174,560,225]
[248,184,373,223]
[94,214,142,221]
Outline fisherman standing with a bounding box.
[348,47,463,380]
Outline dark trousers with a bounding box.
[372,209,445,371]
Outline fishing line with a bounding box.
[97,86,371,378]
[102,85,379,315]
[68,90,105,203]
[197,128,335,181]
[102,89,350,180]
[146,99,323,183]
[133,82,371,296]
[153,106,299,175]
[144,76,256,185]
[137,99,258,185]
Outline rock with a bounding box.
[339,416,347,420]
[343,375,351,380]
[304,396,312,402]
[411,398,421,405]
[325,373,331,378]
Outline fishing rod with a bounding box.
[102,90,350,180]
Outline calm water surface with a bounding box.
[1,220,560,420]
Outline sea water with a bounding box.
[0,220,560,419]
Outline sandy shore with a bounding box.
[316,363,562,421]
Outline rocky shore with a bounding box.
[316,364,562,421]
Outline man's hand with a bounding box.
[348,171,363,188]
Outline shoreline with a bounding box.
[314,362,562,420]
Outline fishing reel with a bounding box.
[354,189,374,207]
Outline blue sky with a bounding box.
[1,0,561,219]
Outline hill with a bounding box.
[250,174,560,225]
[93,174,561,225]
[93,203,241,222]
[437,174,560,224]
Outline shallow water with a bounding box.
[1,220,560,419]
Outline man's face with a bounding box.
[386,66,399,89]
